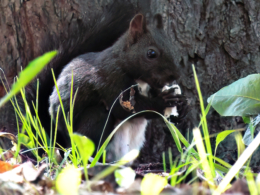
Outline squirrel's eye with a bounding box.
[147,49,157,58]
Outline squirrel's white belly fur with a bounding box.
[106,80,181,162]
[106,117,148,162]
[106,80,149,162]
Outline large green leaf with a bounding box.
[72,133,95,180]
[207,74,260,116]
[72,133,95,166]
[0,51,57,107]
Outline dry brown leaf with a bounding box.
[0,161,46,184]
[119,87,136,112]
[22,162,47,182]
[0,160,19,173]
[0,132,17,143]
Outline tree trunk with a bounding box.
[0,0,259,165]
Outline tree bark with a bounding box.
[0,0,259,165]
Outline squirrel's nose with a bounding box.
[169,68,181,80]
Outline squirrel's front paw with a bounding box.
[161,84,187,118]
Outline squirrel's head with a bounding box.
[120,13,181,90]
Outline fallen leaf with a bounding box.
[22,162,47,182]
[0,163,24,183]
[56,165,81,195]
[0,132,17,143]
[0,162,46,184]
[0,160,19,173]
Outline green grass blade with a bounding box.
[0,51,57,107]
[214,130,236,158]
[90,150,139,183]
[213,131,260,195]
[165,122,182,153]
[246,170,258,195]
[192,64,215,177]
[193,128,215,187]
[51,69,70,131]
[162,152,166,172]
[90,110,182,167]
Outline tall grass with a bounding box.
[1,52,259,195]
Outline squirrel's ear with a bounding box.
[153,14,163,29]
[129,14,146,40]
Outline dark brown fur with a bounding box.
[49,14,188,160]
[0,2,137,148]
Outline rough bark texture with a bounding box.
[0,0,259,166]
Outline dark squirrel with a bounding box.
[0,2,137,143]
[49,14,188,162]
